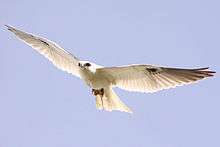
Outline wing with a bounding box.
[6,25,81,78]
[96,65,215,93]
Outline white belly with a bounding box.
[79,69,110,89]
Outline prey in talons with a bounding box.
[92,88,104,97]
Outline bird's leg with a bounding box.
[92,89,99,96]
[92,88,105,109]
[100,88,104,97]
[99,88,104,108]
[92,89,95,95]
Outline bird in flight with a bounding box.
[6,25,215,113]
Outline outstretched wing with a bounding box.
[96,65,215,93]
[6,25,81,78]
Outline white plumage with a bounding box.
[6,25,80,78]
[6,25,215,113]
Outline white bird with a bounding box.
[6,25,215,113]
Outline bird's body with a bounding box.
[6,25,215,113]
[78,61,107,89]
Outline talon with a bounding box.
[92,89,95,95]
[100,88,104,97]
[92,88,104,97]
[94,91,99,95]
[92,89,99,96]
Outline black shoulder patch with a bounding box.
[146,67,160,74]
[40,39,50,46]
[147,68,157,72]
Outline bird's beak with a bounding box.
[78,63,82,68]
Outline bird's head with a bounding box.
[78,61,91,69]
[78,61,102,73]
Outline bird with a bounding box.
[5,25,215,113]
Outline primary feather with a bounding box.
[5,25,81,78]
[97,65,215,93]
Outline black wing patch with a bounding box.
[146,67,161,74]
[40,39,50,46]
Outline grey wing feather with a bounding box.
[96,65,215,93]
[6,25,81,78]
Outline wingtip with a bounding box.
[194,67,210,70]
[4,24,15,32]
[195,67,216,77]
[4,24,11,29]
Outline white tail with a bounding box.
[95,87,132,113]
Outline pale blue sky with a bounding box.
[0,0,219,147]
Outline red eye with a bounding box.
[84,63,91,67]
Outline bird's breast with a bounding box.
[79,69,110,89]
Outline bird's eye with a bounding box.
[78,63,81,66]
[84,63,91,67]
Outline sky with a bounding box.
[0,0,219,147]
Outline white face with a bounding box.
[78,61,92,70]
[78,61,102,73]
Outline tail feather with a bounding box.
[95,87,132,113]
